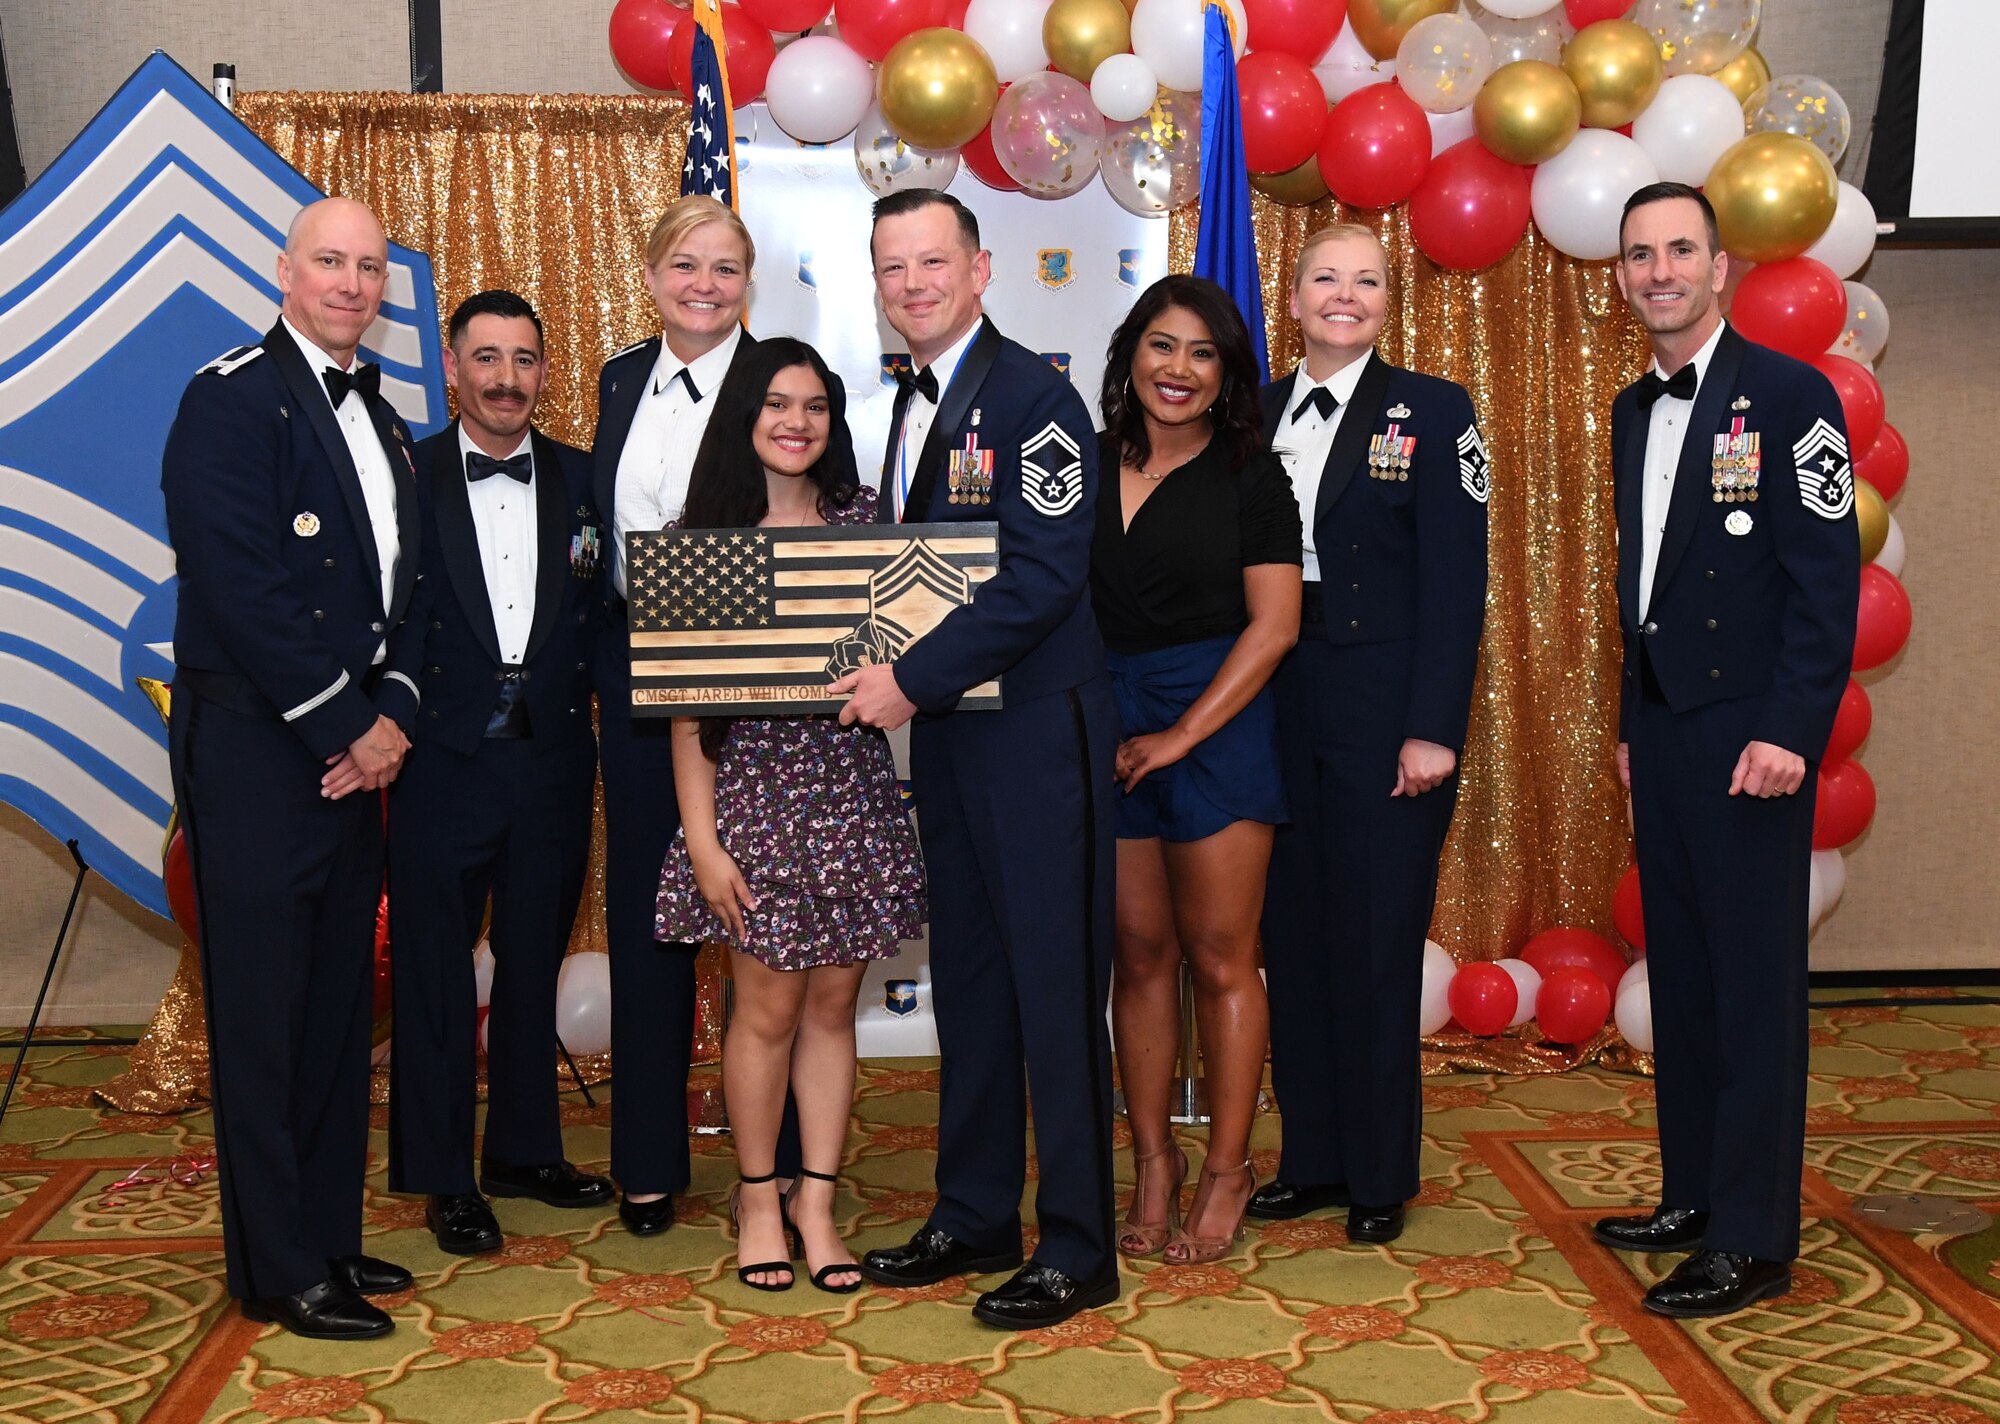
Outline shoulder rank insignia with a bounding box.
[1020,421,1083,518]
[1387,402,1411,419]
[1792,417,1853,520]
[293,511,321,537]
[200,344,264,376]
[1456,424,1491,505]
[1731,396,1751,411]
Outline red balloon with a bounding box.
[1239,50,1328,174]
[1612,864,1645,954]
[1730,257,1846,361]
[1824,678,1872,763]
[1856,423,1908,502]
[1448,962,1519,1037]
[1537,967,1612,1045]
[1814,758,1877,849]
[1566,0,1635,24]
[1243,0,1347,63]
[609,0,686,92]
[1521,926,1628,993]
[1809,354,1885,452]
[960,114,1022,192]
[739,0,832,30]
[1318,83,1432,210]
[164,826,199,946]
[665,2,779,100]
[1854,564,1912,671]
[1408,139,1532,270]
[833,0,947,62]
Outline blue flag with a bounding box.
[681,0,737,205]
[1193,0,1268,381]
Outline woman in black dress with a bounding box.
[1093,276,1303,1264]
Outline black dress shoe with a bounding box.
[327,1254,413,1295]
[971,1261,1119,1330]
[427,1192,503,1255]
[1593,1206,1710,1253]
[1245,1180,1350,1220]
[479,1159,614,1208]
[1642,1249,1791,1317]
[1346,1203,1406,1243]
[859,1225,1022,1287]
[619,1192,676,1237]
[241,1278,392,1340]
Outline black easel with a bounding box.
[0,840,89,1125]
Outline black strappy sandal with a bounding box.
[786,1168,863,1295]
[728,1171,797,1292]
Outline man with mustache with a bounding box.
[385,290,611,1256]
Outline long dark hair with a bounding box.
[1099,274,1266,472]
[681,336,859,530]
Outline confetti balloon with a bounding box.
[1097,89,1200,215]
[853,102,961,195]
[1631,0,1759,77]
[993,70,1107,197]
[1745,74,1853,166]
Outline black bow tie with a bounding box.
[653,367,701,403]
[894,364,940,403]
[1635,363,1698,410]
[1291,386,1339,423]
[322,362,381,407]
[466,450,531,484]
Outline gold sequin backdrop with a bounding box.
[237,92,1648,964]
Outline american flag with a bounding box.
[626,525,1001,716]
[681,0,736,206]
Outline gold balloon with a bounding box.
[1856,478,1889,563]
[1706,131,1839,262]
[1712,45,1771,107]
[878,27,1001,152]
[1347,0,1457,63]
[1561,19,1664,129]
[1251,153,1331,207]
[1473,60,1583,167]
[1044,0,1131,84]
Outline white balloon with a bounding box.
[762,35,874,144]
[1315,19,1389,104]
[964,0,1054,84]
[555,951,613,1056]
[1476,0,1564,16]
[1495,958,1543,1027]
[1804,180,1877,280]
[1130,0,1245,94]
[1630,73,1744,186]
[1614,980,1654,1053]
[1831,279,1891,364]
[1092,52,1160,123]
[1616,958,1649,996]
[472,937,495,1008]
[1419,939,1456,1036]
[1530,129,1658,260]
[1812,847,1848,925]
[1428,105,1477,157]
[1874,513,1906,577]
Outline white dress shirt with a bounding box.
[1271,354,1372,581]
[283,316,399,659]
[892,318,982,521]
[459,426,538,664]
[611,324,743,596]
[1638,320,1728,620]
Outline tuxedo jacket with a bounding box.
[396,425,601,754]
[1611,323,1859,757]
[1260,352,1490,752]
[162,320,422,758]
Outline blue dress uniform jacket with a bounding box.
[1613,323,1858,1264]
[880,317,1119,1285]
[386,426,601,1194]
[160,320,422,1301]
[1256,352,1489,1210]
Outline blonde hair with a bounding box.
[643,194,755,273]
[1292,222,1387,290]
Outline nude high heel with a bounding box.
[1118,1143,1188,1259]
[1164,1159,1253,1265]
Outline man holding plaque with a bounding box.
[837,190,1118,1330]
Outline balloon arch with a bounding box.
[607,0,1911,1052]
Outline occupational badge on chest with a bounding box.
[1725,509,1753,536]
[293,511,320,537]
[1712,417,1760,503]
[1369,424,1414,481]
[948,432,995,506]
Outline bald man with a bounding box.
[163,196,424,1339]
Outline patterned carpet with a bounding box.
[3,993,1998,1424]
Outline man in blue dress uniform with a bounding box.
[1595,182,1858,1316]
[161,196,421,1339]
[837,190,1118,1329]
[1250,223,1490,1244]
[385,291,611,1257]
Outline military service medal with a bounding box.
[1370,424,1415,481]
[1711,416,1761,504]
[949,433,994,506]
